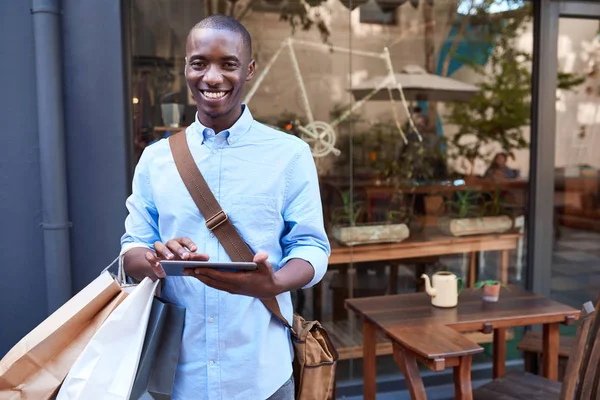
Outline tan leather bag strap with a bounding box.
[168,131,292,330]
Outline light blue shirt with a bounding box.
[121,105,330,400]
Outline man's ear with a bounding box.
[246,59,256,82]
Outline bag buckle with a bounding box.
[205,210,228,231]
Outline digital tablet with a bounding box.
[159,260,258,276]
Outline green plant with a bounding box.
[473,280,510,290]
[445,190,481,219]
[331,191,362,226]
[483,187,509,217]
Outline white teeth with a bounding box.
[203,91,227,99]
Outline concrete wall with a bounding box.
[61,0,130,293]
[0,1,48,356]
[0,1,129,355]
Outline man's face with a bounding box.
[185,28,255,119]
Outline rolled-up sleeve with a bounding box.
[278,144,331,288]
[120,148,160,251]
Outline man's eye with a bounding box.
[191,61,206,68]
[224,62,237,68]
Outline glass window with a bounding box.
[552,17,600,309]
[128,0,535,395]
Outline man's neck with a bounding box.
[197,105,243,134]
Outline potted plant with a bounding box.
[438,189,513,236]
[331,190,409,246]
[474,280,510,302]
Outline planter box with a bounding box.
[438,216,513,237]
[333,223,410,246]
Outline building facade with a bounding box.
[2,0,600,397]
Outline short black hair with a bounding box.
[190,14,252,57]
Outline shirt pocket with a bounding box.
[229,195,279,249]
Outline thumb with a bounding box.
[253,251,270,267]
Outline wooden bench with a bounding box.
[517,330,575,380]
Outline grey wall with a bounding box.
[61,0,130,292]
[0,0,130,355]
[0,2,48,356]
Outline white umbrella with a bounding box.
[350,65,480,103]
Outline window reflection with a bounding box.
[130,0,539,391]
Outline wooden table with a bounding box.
[315,231,521,323]
[345,286,579,400]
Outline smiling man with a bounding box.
[120,14,330,400]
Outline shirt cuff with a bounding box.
[279,247,329,289]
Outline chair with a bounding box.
[517,330,574,380]
[516,293,600,379]
[472,301,596,400]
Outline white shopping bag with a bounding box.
[56,277,160,400]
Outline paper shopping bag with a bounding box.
[129,297,185,400]
[57,277,159,400]
[0,271,125,400]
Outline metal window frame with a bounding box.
[528,0,600,296]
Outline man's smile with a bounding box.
[200,90,230,101]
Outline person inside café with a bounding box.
[484,152,519,180]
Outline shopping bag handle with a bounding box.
[100,256,130,287]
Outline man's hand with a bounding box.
[123,237,209,281]
[186,252,281,299]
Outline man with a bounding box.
[120,14,330,400]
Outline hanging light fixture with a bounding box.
[373,0,433,13]
[374,0,407,12]
[339,0,369,11]
[304,0,326,6]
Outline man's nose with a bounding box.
[202,65,223,86]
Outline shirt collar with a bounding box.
[191,104,253,145]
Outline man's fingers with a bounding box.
[166,240,190,260]
[145,251,166,278]
[188,252,210,262]
[154,242,175,260]
[253,252,272,272]
[253,251,269,264]
[179,237,198,252]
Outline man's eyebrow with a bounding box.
[188,55,241,63]
[221,55,241,63]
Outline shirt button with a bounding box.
[212,150,217,154]
[209,360,215,366]
[209,317,215,323]
[209,232,215,238]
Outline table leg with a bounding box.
[454,355,473,400]
[392,342,427,400]
[313,280,322,321]
[469,252,476,288]
[389,264,399,294]
[363,319,378,400]
[500,250,509,284]
[543,323,560,380]
[493,328,506,378]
